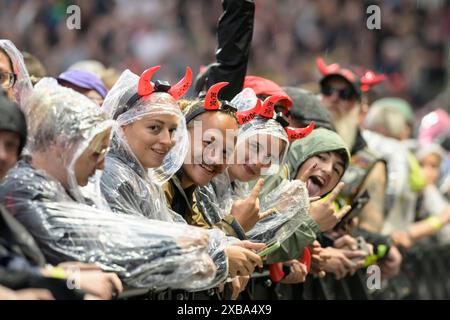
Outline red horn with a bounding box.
[168,66,193,100]
[204,82,229,110]
[260,95,285,119]
[285,122,315,141]
[137,66,161,96]
[236,99,262,125]
[360,70,386,91]
[316,57,341,75]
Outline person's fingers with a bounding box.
[325,182,345,204]
[299,262,308,274]
[334,235,358,250]
[320,253,332,261]
[240,241,266,251]
[231,278,241,300]
[318,270,326,278]
[244,250,263,268]
[107,273,123,294]
[249,178,264,199]
[309,196,321,203]
[340,256,357,270]
[259,208,276,220]
[335,205,351,221]
[241,260,255,276]
[231,265,246,278]
[343,249,367,259]
[254,198,260,212]
[240,276,250,292]
[291,261,302,274]
[339,263,349,279]
[299,163,318,182]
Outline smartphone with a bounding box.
[334,189,370,230]
[256,241,281,257]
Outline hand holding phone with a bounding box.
[256,241,281,257]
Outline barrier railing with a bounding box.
[117,243,450,300]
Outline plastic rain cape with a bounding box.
[196,170,310,244]
[362,129,418,234]
[100,69,188,222]
[0,39,33,106]
[0,161,218,290]
[0,79,219,290]
[233,88,289,176]
[23,78,112,207]
[99,69,228,288]
[196,88,310,244]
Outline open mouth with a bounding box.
[307,175,325,197]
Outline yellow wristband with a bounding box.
[47,267,67,279]
[427,216,442,231]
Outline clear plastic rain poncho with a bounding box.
[0,39,33,106]
[0,79,218,290]
[362,129,418,234]
[100,69,189,222]
[99,68,229,289]
[196,88,310,244]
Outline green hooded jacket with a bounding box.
[264,128,350,263]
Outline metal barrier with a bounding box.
[117,243,450,300]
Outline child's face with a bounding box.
[420,153,441,186]
[295,151,345,197]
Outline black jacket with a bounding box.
[194,0,255,100]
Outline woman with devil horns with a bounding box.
[162,82,267,285]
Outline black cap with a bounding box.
[282,87,336,132]
[0,90,27,155]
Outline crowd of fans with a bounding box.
[0,0,449,300]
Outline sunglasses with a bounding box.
[321,85,356,101]
[0,71,17,89]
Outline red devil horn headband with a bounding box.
[317,57,385,91]
[360,70,386,91]
[114,66,192,120]
[236,95,286,125]
[316,57,341,75]
[168,67,193,99]
[204,82,229,110]
[184,82,236,124]
[137,66,192,99]
[285,122,315,141]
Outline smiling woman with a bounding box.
[100,66,190,222]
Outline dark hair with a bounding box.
[0,93,27,155]
[179,99,237,126]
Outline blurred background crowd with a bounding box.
[1,0,449,114]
